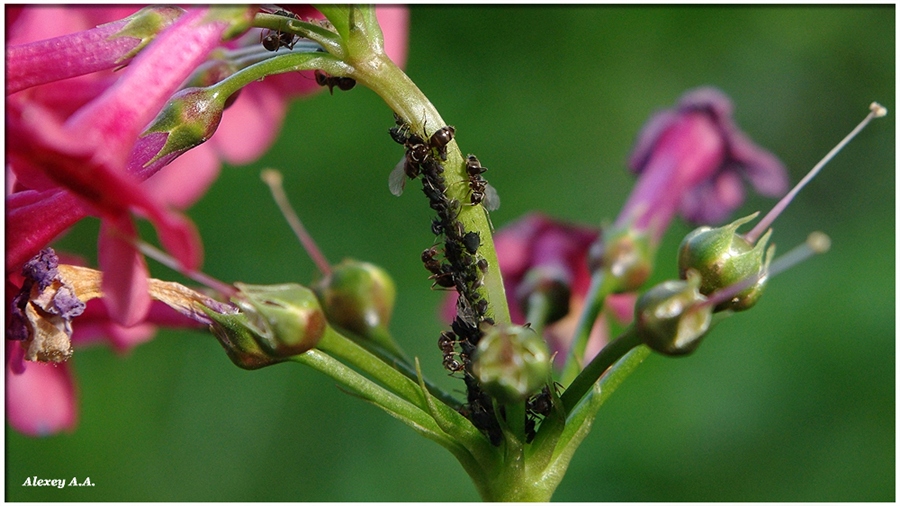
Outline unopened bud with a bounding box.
[516,265,571,325]
[143,86,227,164]
[203,308,286,370]
[314,259,396,340]
[635,270,712,356]
[677,213,773,312]
[472,323,552,404]
[231,282,327,357]
[589,226,653,292]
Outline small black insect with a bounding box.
[465,154,488,176]
[428,264,456,290]
[462,231,480,255]
[260,9,300,52]
[314,70,356,94]
[389,114,410,145]
[467,173,501,211]
[428,125,455,160]
[437,331,457,354]
[421,247,443,275]
[442,355,466,373]
[430,217,445,236]
[388,133,430,196]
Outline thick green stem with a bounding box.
[349,53,510,325]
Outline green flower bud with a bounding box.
[635,270,712,356]
[589,226,654,292]
[472,323,552,404]
[313,259,396,340]
[516,265,571,325]
[143,86,227,165]
[202,308,286,370]
[232,283,327,357]
[677,213,773,312]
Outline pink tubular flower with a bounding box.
[619,87,789,242]
[7,7,247,326]
[6,5,410,437]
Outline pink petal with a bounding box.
[6,345,78,437]
[143,143,222,209]
[211,84,288,165]
[376,6,410,67]
[6,188,87,274]
[7,15,140,94]
[98,216,151,327]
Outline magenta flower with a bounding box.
[7,7,244,328]
[5,5,410,437]
[619,87,789,242]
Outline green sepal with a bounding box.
[142,87,226,165]
[232,282,327,357]
[203,6,256,41]
[201,306,286,370]
[107,6,186,63]
[678,213,774,311]
[634,270,712,356]
[314,5,353,42]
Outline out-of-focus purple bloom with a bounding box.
[619,87,788,242]
[444,213,636,365]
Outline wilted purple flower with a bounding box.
[619,87,789,242]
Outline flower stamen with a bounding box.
[744,102,887,244]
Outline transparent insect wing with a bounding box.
[483,183,501,211]
[388,158,408,196]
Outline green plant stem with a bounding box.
[316,327,459,410]
[289,349,482,475]
[561,325,643,414]
[344,39,510,325]
[524,291,553,337]
[560,270,620,385]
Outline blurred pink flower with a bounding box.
[620,87,788,242]
[5,5,411,437]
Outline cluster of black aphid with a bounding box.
[389,114,504,445]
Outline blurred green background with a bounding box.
[7,5,894,501]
